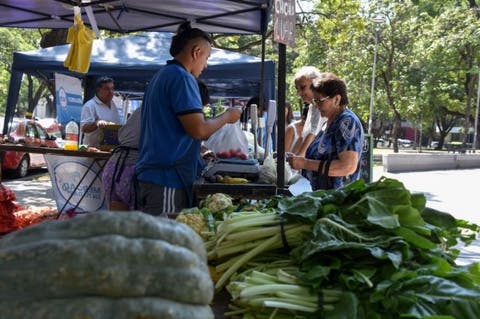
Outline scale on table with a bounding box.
[202,157,260,181]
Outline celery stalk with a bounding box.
[262,300,317,312]
[240,283,311,297]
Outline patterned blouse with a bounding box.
[304,108,364,189]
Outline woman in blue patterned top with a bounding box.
[287,74,364,190]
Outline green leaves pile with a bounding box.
[267,177,480,319]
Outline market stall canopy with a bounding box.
[4,32,275,130]
[0,0,270,34]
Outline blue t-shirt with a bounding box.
[305,108,364,189]
[136,61,203,188]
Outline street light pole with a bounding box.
[473,71,480,152]
[368,16,384,136]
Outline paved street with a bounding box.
[373,167,480,225]
[2,166,479,265]
[373,167,480,265]
[2,169,56,208]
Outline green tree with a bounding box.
[0,28,40,116]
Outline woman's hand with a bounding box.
[286,152,305,170]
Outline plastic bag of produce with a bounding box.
[204,122,249,159]
[258,156,294,184]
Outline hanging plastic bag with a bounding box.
[64,7,95,73]
[258,155,294,184]
[204,122,249,159]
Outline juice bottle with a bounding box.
[64,119,79,150]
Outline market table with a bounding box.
[0,144,111,160]
[0,144,111,216]
[193,178,279,201]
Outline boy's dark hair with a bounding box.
[170,21,212,57]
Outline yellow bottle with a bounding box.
[64,143,78,151]
[64,119,79,151]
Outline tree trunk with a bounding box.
[391,110,401,153]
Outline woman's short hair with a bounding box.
[170,21,212,57]
[311,75,349,107]
[293,66,321,81]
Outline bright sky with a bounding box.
[297,0,314,13]
[297,0,370,12]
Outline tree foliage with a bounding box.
[0,28,41,116]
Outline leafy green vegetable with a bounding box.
[208,177,480,318]
[273,177,480,319]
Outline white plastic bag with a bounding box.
[204,122,249,159]
[258,156,294,184]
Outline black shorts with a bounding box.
[137,181,189,215]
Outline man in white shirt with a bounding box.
[80,76,121,147]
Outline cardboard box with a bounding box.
[98,124,121,151]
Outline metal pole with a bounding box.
[474,71,480,151]
[368,27,379,135]
[276,43,286,190]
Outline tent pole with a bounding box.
[84,75,96,103]
[276,43,286,191]
[3,70,23,135]
[259,32,266,149]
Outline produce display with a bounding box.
[0,184,20,234]
[13,206,58,228]
[0,184,56,234]
[216,148,249,160]
[0,211,214,319]
[188,177,480,319]
[1,177,479,319]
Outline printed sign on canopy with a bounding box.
[55,73,83,125]
[273,0,296,47]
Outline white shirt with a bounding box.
[302,103,326,137]
[80,95,121,147]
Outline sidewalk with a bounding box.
[3,171,56,208]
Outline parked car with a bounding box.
[398,138,413,148]
[37,117,65,148]
[2,119,60,178]
[37,118,63,139]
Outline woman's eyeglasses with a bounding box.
[312,96,330,105]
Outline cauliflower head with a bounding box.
[203,193,233,213]
[175,213,208,239]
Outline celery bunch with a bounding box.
[225,259,343,318]
[206,210,311,291]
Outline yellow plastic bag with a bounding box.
[64,13,95,73]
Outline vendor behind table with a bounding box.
[80,76,121,148]
[135,21,242,216]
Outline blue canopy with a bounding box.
[0,0,269,35]
[4,32,275,132]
